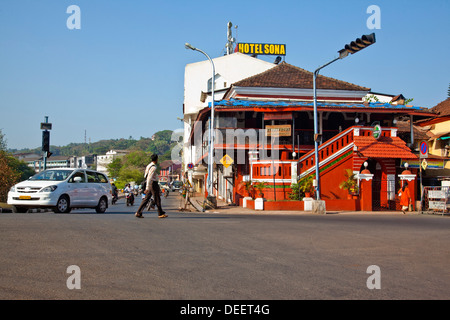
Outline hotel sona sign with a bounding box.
[236,43,286,56]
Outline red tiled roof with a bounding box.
[431,98,450,117]
[354,136,417,159]
[232,62,370,91]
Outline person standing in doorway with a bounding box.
[398,181,411,214]
[135,154,167,218]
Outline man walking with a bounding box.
[135,154,167,218]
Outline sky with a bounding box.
[0,0,449,150]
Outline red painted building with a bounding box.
[187,62,435,211]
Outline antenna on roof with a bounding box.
[225,21,237,55]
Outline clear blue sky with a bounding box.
[1,0,449,150]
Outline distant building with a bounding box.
[69,155,96,169]
[159,160,182,182]
[96,150,129,176]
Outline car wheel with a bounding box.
[96,197,107,213]
[54,195,71,213]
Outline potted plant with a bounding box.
[253,181,268,198]
[339,169,358,199]
[240,180,255,199]
[299,175,314,198]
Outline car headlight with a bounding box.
[10,185,16,192]
[40,185,58,193]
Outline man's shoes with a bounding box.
[158,214,168,218]
[135,213,144,218]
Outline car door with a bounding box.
[67,170,89,206]
[86,170,101,206]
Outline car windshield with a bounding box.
[29,169,74,181]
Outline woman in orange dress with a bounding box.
[398,181,411,214]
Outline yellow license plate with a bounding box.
[19,195,31,200]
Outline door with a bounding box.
[86,170,101,206]
[67,170,89,206]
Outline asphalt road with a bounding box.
[0,192,449,300]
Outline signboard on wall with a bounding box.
[400,159,444,169]
[266,125,291,137]
[236,43,286,56]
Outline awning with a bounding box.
[354,136,417,159]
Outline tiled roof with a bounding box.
[354,136,417,159]
[431,98,450,116]
[232,62,370,91]
[396,120,431,141]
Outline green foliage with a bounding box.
[108,150,154,188]
[9,130,178,158]
[253,181,268,197]
[0,151,34,202]
[339,169,358,194]
[289,175,314,200]
[240,180,255,199]
[0,130,35,202]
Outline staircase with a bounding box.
[298,126,356,179]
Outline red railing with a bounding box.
[297,126,395,176]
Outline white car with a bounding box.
[8,168,112,213]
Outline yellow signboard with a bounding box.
[237,43,286,56]
[266,125,291,137]
[421,159,428,170]
[220,154,234,168]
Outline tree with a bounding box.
[107,158,123,179]
[0,129,7,151]
[0,131,35,202]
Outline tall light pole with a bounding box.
[185,43,216,203]
[312,33,376,200]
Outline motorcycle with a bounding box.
[161,186,169,198]
[111,193,118,205]
[125,192,134,206]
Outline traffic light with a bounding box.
[339,33,376,58]
[42,130,50,153]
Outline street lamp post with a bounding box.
[312,33,376,200]
[185,43,216,205]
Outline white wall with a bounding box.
[183,53,275,172]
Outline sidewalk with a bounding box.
[184,195,429,216]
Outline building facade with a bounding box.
[184,60,436,211]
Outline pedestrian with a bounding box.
[135,154,167,218]
[398,181,411,214]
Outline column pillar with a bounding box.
[359,162,374,211]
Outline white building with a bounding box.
[96,150,129,176]
[182,52,277,190]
